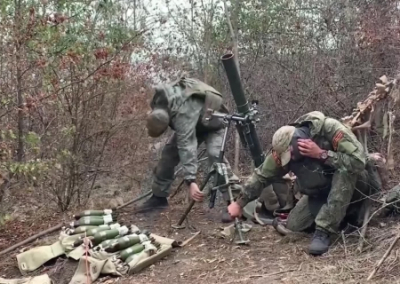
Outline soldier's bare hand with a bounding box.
[228,202,242,218]
[189,183,204,202]
[297,139,323,159]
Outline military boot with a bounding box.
[135,195,169,213]
[308,229,330,256]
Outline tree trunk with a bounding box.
[133,0,137,30]
[14,0,24,162]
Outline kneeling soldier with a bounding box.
[228,111,377,255]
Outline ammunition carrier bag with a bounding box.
[15,210,179,283]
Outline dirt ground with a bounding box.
[1,190,400,284]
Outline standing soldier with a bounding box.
[136,77,241,223]
[228,111,379,255]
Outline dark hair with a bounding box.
[290,125,311,161]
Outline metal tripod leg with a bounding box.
[220,163,249,245]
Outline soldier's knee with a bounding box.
[286,214,314,232]
[272,181,292,208]
[285,196,314,232]
[286,217,303,232]
[260,185,280,211]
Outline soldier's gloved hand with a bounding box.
[189,183,204,202]
[228,202,242,218]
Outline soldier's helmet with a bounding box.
[272,125,296,166]
[146,108,169,137]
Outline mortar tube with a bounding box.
[221,53,250,115]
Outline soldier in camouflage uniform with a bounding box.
[228,111,379,255]
[136,77,240,223]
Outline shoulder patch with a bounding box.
[272,150,282,167]
[332,131,344,151]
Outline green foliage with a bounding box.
[0,213,12,227]
[7,159,50,179]
[0,97,11,106]
[0,0,149,211]
[0,130,16,141]
[24,132,40,147]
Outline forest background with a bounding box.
[0,0,399,222]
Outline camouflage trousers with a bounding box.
[152,129,240,202]
[286,166,377,234]
[259,179,296,212]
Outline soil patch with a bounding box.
[1,199,400,283]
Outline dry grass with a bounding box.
[116,202,400,284]
[1,199,400,283]
[2,171,400,284]
[283,217,400,284]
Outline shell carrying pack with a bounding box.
[14,209,182,284]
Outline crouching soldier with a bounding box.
[136,77,241,223]
[228,111,380,255]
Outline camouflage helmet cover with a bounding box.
[146,108,169,137]
[272,125,296,166]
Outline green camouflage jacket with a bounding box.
[237,111,367,207]
[152,77,226,181]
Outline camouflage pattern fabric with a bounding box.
[146,108,169,138]
[237,111,368,234]
[286,196,315,232]
[149,78,239,201]
[287,167,372,232]
[242,177,296,221]
[258,184,280,212]
[152,129,240,201]
[149,78,226,182]
[313,166,358,233]
[258,179,295,212]
[286,172,358,233]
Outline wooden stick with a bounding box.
[0,190,155,256]
[179,231,200,247]
[248,269,296,279]
[357,200,371,253]
[116,190,152,210]
[367,233,400,280]
[0,223,63,256]
[342,231,348,258]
